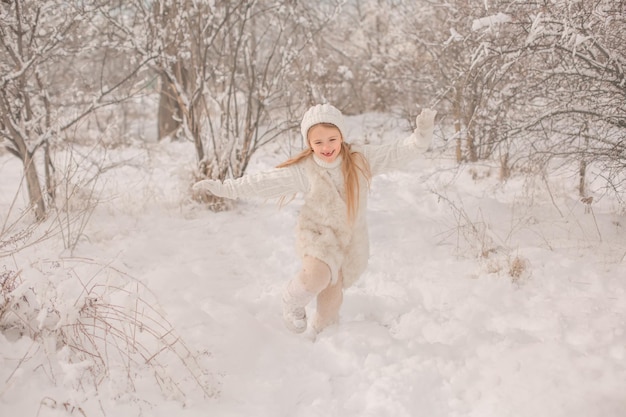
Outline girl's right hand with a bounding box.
[192,179,221,195]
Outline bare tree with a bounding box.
[401,0,625,195]
[449,0,625,185]
[0,0,154,221]
[101,0,339,206]
[291,0,432,117]
[415,0,512,164]
[507,0,626,194]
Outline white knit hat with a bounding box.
[300,103,346,142]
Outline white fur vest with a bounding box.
[295,157,369,288]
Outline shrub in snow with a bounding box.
[0,258,217,405]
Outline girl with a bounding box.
[193,104,436,336]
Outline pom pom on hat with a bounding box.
[300,104,346,141]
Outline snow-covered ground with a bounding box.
[1,114,624,416]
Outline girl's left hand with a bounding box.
[416,108,437,134]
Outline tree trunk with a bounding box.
[44,140,56,202]
[4,116,47,220]
[579,158,587,197]
[465,101,478,162]
[467,130,477,162]
[453,89,462,164]
[500,152,510,181]
[23,151,46,221]
[157,73,182,141]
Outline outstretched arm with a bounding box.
[361,108,437,176]
[192,164,306,200]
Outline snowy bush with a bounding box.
[0,257,217,407]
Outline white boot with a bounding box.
[282,279,314,334]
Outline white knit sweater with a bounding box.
[202,131,431,201]
[199,129,432,287]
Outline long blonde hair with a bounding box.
[277,123,372,223]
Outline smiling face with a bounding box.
[307,123,343,163]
